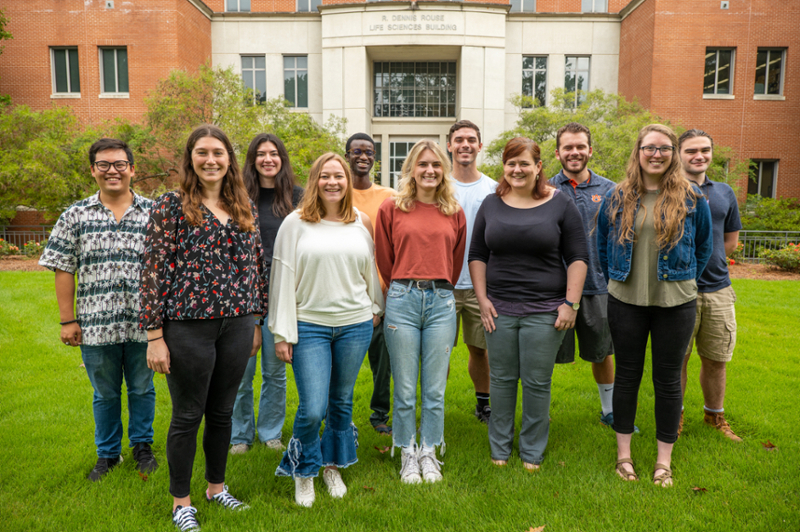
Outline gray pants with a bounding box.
[485,312,565,465]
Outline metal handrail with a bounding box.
[0,225,53,248]
[737,230,800,263]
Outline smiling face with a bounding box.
[503,150,541,194]
[91,148,134,197]
[317,158,348,211]
[255,141,282,180]
[556,131,592,177]
[639,131,673,180]
[680,136,713,178]
[346,139,375,178]
[447,127,482,168]
[191,136,230,190]
[413,148,444,197]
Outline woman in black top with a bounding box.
[469,137,588,471]
[230,134,303,455]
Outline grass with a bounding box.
[1,273,798,532]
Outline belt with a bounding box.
[394,279,455,291]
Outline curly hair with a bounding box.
[393,140,460,216]
[298,153,357,224]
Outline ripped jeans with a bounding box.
[383,281,456,453]
[275,319,372,478]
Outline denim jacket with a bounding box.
[596,187,713,283]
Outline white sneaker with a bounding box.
[418,450,443,483]
[322,468,347,498]
[229,444,249,455]
[294,477,315,507]
[263,438,286,451]
[399,449,422,484]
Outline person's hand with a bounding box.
[147,338,171,374]
[372,314,381,328]
[478,297,498,333]
[554,304,578,331]
[251,326,262,358]
[60,322,82,347]
[275,341,293,363]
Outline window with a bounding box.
[581,0,608,12]
[522,56,547,107]
[241,56,266,104]
[51,47,80,94]
[99,47,128,94]
[564,56,590,106]
[297,0,321,12]
[704,48,734,95]
[374,141,383,183]
[373,62,457,118]
[226,0,250,12]
[509,0,536,12]
[754,49,785,96]
[284,56,308,108]
[748,160,778,198]
[389,141,417,189]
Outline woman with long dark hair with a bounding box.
[230,134,303,455]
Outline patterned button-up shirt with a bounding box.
[39,192,153,346]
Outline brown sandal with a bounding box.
[615,458,639,481]
[653,463,673,487]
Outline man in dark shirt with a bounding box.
[678,129,743,441]
[549,123,619,427]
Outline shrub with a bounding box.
[0,237,20,256]
[741,195,800,231]
[22,239,46,257]
[760,243,800,273]
[728,241,744,265]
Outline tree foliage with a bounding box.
[740,195,800,231]
[0,8,14,107]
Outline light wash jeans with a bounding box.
[230,317,286,445]
[276,319,373,478]
[80,341,155,458]
[383,281,456,453]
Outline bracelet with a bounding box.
[147,336,163,342]
[60,319,79,326]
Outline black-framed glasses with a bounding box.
[348,148,375,158]
[640,145,675,156]
[93,160,132,172]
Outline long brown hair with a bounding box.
[496,137,550,200]
[179,124,255,232]
[394,140,460,216]
[298,153,357,224]
[243,133,297,217]
[607,124,698,250]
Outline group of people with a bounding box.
[40,117,742,531]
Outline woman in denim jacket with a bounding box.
[596,124,712,488]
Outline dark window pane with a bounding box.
[522,71,532,97]
[703,51,717,94]
[747,162,759,195]
[716,50,731,94]
[522,56,533,70]
[297,72,308,108]
[102,49,116,93]
[565,71,575,93]
[54,49,68,93]
[117,49,128,93]
[565,56,575,70]
[576,73,587,92]
[284,71,296,106]
[535,71,546,106]
[767,52,782,95]
[69,49,80,93]
[754,50,767,94]
[760,162,774,197]
[256,70,266,103]
[536,57,547,70]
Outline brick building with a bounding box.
[0,0,795,197]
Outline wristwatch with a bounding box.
[255,316,265,326]
[564,299,581,311]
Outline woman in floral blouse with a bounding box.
[140,124,268,532]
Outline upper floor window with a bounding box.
[704,48,734,95]
[226,0,250,12]
[241,56,266,104]
[522,56,547,107]
[284,56,308,108]
[297,0,321,12]
[748,160,778,198]
[509,0,536,12]
[754,49,785,96]
[564,56,590,106]
[374,61,457,118]
[100,47,128,94]
[51,47,80,94]
[581,0,608,12]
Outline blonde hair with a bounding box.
[394,140,460,216]
[299,153,357,224]
[607,124,699,250]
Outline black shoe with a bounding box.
[133,442,159,473]
[87,455,123,482]
[474,404,491,424]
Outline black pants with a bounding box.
[367,319,392,427]
[607,295,696,444]
[163,315,253,498]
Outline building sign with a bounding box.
[368,13,457,33]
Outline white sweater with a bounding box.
[268,209,384,344]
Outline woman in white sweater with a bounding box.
[269,152,384,508]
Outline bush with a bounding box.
[727,241,744,265]
[760,243,800,272]
[741,195,800,231]
[22,239,46,257]
[0,237,20,256]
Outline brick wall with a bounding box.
[618,0,654,109]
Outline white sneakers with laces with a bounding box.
[418,449,443,483]
[399,448,422,484]
[294,477,315,507]
[322,467,347,498]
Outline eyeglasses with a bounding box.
[93,160,132,172]
[640,145,675,156]
[348,148,375,158]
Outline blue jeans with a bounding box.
[80,341,155,458]
[231,317,286,445]
[383,281,456,452]
[276,319,373,478]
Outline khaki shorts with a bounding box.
[687,285,737,362]
[453,288,487,350]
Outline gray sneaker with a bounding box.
[399,449,422,484]
[418,449,443,483]
[229,444,250,455]
[263,438,285,451]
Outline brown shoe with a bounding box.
[677,410,684,438]
[703,409,742,442]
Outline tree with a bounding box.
[0,8,14,106]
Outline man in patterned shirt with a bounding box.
[39,138,158,481]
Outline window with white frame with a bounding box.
[748,160,778,198]
[564,56,590,106]
[241,56,266,104]
[51,47,80,94]
[581,0,608,12]
[704,48,734,95]
[226,0,250,12]
[373,62,457,118]
[754,49,785,96]
[389,141,417,189]
[297,0,321,12]
[509,0,536,12]
[284,56,308,108]
[99,47,128,94]
[522,56,547,107]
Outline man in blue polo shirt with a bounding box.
[549,123,618,426]
[678,129,743,441]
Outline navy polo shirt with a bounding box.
[696,178,742,293]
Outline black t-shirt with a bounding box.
[258,185,304,265]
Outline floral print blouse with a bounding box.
[140,191,269,330]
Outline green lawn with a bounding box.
[1,273,798,532]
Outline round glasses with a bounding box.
[640,145,675,156]
[93,160,132,172]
